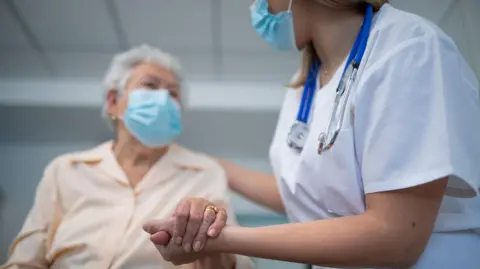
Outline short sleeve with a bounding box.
[354,34,480,197]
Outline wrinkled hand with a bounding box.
[171,197,228,252]
[143,218,205,265]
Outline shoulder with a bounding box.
[366,4,466,72]
[173,145,231,199]
[42,143,108,178]
[370,3,450,49]
[172,144,226,177]
[358,4,478,98]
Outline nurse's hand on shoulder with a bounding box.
[170,197,228,252]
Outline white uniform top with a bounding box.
[269,4,480,269]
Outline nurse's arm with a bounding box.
[217,158,285,213]
[205,178,448,268]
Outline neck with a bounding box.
[309,7,365,72]
[113,130,168,168]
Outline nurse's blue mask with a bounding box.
[121,89,182,148]
[250,0,296,51]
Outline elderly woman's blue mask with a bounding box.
[122,89,182,148]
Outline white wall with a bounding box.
[0,79,287,111]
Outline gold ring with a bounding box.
[205,205,219,214]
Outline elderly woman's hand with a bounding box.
[170,197,228,253]
[143,218,205,265]
[143,216,236,268]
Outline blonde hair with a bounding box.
[289,0,389,88]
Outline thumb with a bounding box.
[143,219,174,235]
[150,231,171,245]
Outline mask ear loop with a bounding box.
[287,0,296,49]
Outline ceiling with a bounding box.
[0,0,478,160]
[0,0,299,81]
[0,0,478,82]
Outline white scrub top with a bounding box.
[269,4,480,269]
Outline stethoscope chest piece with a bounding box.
[317,132,327,155]
[287,121,309,153]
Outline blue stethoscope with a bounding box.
[287,4,374,155]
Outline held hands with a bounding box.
[143,217,196,265]
[143,197,229,265]
[143,217,207,265]
[171,198,227,252]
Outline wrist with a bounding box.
[198,252,236,268]
[223,253,236,269]
[204,226,248,254]
[199,234,236,269]
[203,227,227,253]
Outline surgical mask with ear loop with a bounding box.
[250,0,296,51]
[119,89,183,148]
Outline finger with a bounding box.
[181,201,206,253]
[192,206,216,252]
[173,200,190,245]
[154,244,171,261]
[207,208,227,237]
[150,231,171,246]
[143,219,173,235]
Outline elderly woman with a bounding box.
[3,45,253,269]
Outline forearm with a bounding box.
[227,165,284,213]
[206,215,418,268]
[193,253,236,269]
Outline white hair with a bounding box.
[101,44,185,129]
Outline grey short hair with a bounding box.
[101,44,185,129]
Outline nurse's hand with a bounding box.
[171,197,228,253]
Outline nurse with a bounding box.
[144,0,480,268]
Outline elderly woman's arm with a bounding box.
[2,161,61,269]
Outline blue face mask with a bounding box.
[250,0,296,51]
[122,89,182,148]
